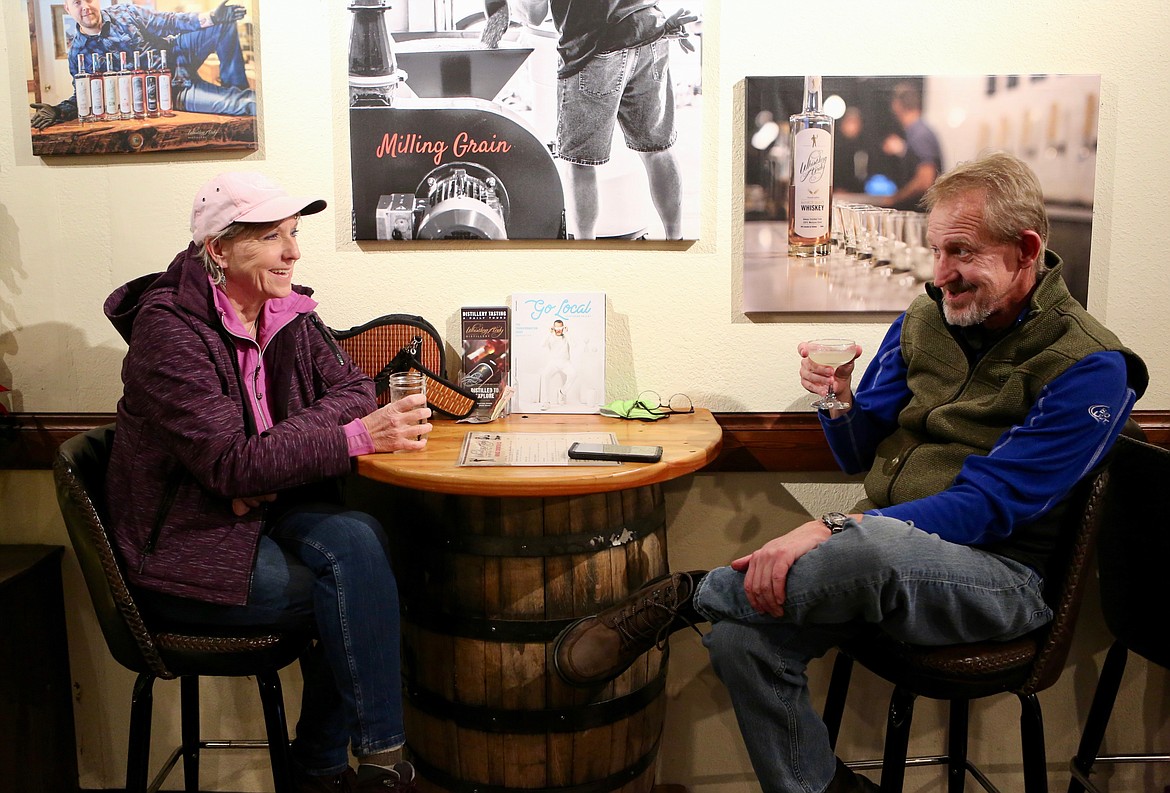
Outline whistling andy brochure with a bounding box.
[510,293,606,414]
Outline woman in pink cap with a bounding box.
[104,172,424,792]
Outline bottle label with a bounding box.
[103,76,118,115]
[159,74,172,111]
[132,76,145,113]
[119,75,133,113]
[90,80,104,117]
[75,77,91,117]
[792,127,832,236]
[146,75,158,112]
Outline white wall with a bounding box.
[2,0,1168,790]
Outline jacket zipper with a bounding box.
[310,314,346,365]
[141,466,184,568]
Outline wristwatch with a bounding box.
[820,512,850,534]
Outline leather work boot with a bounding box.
[824,759,880,792]
[553,570,707,686]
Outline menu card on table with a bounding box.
[457,431,619,467]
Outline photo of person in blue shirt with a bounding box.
[30,0,254,130]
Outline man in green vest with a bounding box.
[552,151,1148,793]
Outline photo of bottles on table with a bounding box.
[72,50,175,124]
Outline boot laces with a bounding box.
[608,575,701,651]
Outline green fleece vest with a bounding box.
[858,258,1147,573]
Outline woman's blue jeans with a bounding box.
[136,504,404,776]
[693,515,1053,793]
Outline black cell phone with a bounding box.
[567,442,663,463]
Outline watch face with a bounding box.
[822,512,848,530]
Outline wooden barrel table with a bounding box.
[353,411,722,793]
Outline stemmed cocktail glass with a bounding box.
[806,338,856,410]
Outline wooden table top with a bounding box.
[356,409,723,497]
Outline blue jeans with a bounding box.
[171,22,256,116]
[693,515,1052,793]
[136,504,404,776]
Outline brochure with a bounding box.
[510,292,606,414]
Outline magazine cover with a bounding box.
[510,293,605,414]
[460,306,510,417]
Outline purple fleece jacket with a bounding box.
[103,244,376,605]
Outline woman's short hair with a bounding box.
[923,151,1049,271]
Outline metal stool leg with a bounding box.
[824,650,855,750]
[947,699,969,793]
[880,686,916,792]
[126,673,156,793]
[1020,693,1049,793]
[1069,641,1128,793]
[257,669,295,793]
[181,675,200,792]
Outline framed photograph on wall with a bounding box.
[743,74,1101,313]
[346,0,704,241]
[26,0,259,156]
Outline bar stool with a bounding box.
[821,424,1140,792]
[1068,434,1170,792]
[53,425,313,793]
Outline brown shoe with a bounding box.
[353,761,419,791]
[294,766,356,793]
[553,570,706,686]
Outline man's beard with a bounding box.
[941,282,996,327]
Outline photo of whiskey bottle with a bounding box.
[788,75,834,256]
[157,50,174,117]
[118,52,133,120]
[131,51,146,119]
[88,54,105,121]
[144,50,159,118]
[74,54,91,124]
[103,53,121,120]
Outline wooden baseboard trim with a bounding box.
[3,410,1168,472]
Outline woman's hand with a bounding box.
[231,493,276,516]
[361,394,433,453]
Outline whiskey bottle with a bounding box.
[88,54,105,121]
[788,75,834,256]
[131,51,148,119]
[117,52,133,120]
[103,53,121,119]
[73,55,91,123]
[157,50,174,117]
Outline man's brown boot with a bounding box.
[553,570,706,686]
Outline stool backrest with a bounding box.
[1095,433,1170,669]
[53,424,171,678]
[1023,419,1144,693]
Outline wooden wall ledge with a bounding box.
[3,411,1168,472]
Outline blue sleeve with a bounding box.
[870,351,1138,544]
[819,314,912,474]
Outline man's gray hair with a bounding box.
[923,151,1050,273]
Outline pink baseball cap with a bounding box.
[190,172,327,244]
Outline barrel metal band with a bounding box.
[407,736,660,793]
[405,663,666,734]
[410,502,666,558]
[401,605,577,642]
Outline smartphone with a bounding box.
[567,442,663,463]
